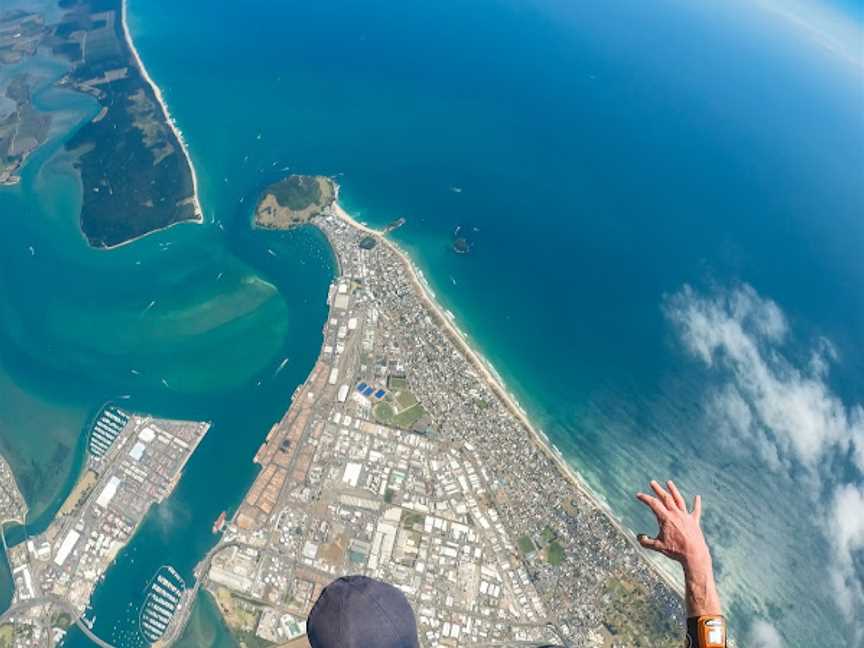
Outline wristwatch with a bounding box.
[686,615,726,648]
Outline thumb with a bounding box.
[637,533,666,553]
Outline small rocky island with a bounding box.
[253,174,335,229]
[452,225,472,254]
[452,237,470,254]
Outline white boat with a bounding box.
[274,357,290,377]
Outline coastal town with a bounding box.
[190,177,684,647]
[0,409,209,647]
[0,455,26,529]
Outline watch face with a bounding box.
[702,617,726,647]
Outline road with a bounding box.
[0,595,116,648]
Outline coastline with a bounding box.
[88,216,198,251]
[120,0,203,223]
[330,190,685,599]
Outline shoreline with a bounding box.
[329,190,685,599]
[120,0,203,223]
[88,215,199,251]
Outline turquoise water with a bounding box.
[1,0,862,646]
[173,591,235,648]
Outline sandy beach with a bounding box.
[331,195,685,599]
[121,0,203,222]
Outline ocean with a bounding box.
[1,0,862,646]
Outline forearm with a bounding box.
[684,558,722,617]
[633,480,725,644]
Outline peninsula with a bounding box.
[0,407,209,647]
[0,0,202,247]
[188,176,684,647]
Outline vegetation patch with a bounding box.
[0,625,13,648]
[214,587,267,641]
[392,404,426,429]
[51,612,72,630]
[269,174,321,209]
[254,175,335,230]
[546,540,565,565]
[394,390,418,410]
[401,511,425,529]
[233,630,276,648]
[373,402,395,425]
[601,577,680,648]
[517,535,535,555]
[387,375,408,390]
[373,385,427,430]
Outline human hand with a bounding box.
[635,479,721,618]
[635,480,710,574]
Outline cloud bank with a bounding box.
[664,283,864,645]
[748,619,784,648]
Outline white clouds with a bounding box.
[829,484,864,628]
[664,284,864,473]
[748,619,784,648]
[707,385,784,471]
[665,283,864,642]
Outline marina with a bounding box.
[88,406,130,460]
[139,565,186,643]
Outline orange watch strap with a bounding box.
[692,615,726,647]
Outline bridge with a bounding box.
[0,596,116,648]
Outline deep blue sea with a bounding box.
[1,0,862,646]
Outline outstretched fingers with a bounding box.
[650,480,676,511]
[667,480,686,511]
[636,492,667,520]
[693,494,702,522]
